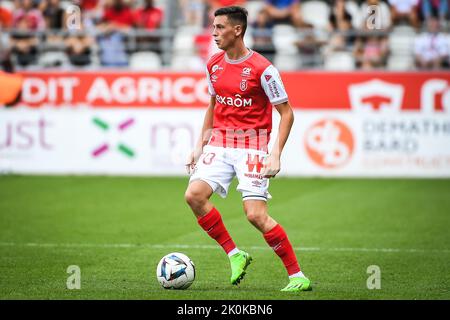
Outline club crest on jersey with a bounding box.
[241,67,251,77]
[240,79,248,91]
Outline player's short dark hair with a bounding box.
[214,6,248,37]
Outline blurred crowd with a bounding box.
[0,0,449,71]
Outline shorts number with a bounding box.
[203,152,216,165]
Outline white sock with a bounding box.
[227,248,240,257]
[289,271,307,279]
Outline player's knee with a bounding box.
[245,210,267,229]
[184,188,206,209]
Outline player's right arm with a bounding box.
[185,96,216,174]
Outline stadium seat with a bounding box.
[345,0,363,29]
[37,51,70,68]
[273,54,301,71]
[171,54,204,71]
[154,0,168,10]
[129,51,162,71]
[388,32,415,55]
[272,24,299,55]
[173,26,203,54]
[324,52,355,70]
[391,25,416,36]
[300,0,330,30]
[60,0,72,10]
[387,55,414,70]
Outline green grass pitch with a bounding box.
[0,176,449,300]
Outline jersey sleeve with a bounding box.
[205,66,216,97]
[260,64,288,106]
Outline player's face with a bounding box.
[212,15,240,50]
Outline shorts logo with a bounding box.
[240,80,248,91]
[251,180,262,187]
[246,154,264,173]
[265,75,272,82]
[304,119,354,169]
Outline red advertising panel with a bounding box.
[14,71,450,112]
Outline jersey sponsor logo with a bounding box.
[265,75,272,82]
[216,94,252,107]
[210,75,218,82]
[241,67,252,77]
[240,80,248,91]
[304,119,354,169]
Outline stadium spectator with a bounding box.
[388,0,420,27]
[39,0,66,51]
[10,0,45,67]
[251,6,275,61]
[133,0,164,30]
[95,0,132,66]
[295,25,325,67]
[414,14,449,69]
[353,34,389,69]
[133,0,164,52]
[418,0,449,25]
[263,0,305,28]
[178,0,206,27]
[78,0,100,11]
[40,0,65,29]
[100,0,134,29]
[65,31,95,67]
[327,0,356,51]
[12,0,46,30]
[0,1,13,29]
[97,30,128,66]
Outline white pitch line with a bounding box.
[0,242,449,254]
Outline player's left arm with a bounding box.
[262,101,294,178]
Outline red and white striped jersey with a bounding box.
[205,49,288,151]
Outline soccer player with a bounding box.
[184,6,311,292]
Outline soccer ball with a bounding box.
[156,252,195,289]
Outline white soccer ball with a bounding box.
[156,252,195,289]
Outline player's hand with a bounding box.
[185,147,203,175]
[262,153,281,178]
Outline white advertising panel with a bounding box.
[1,109,449,177]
